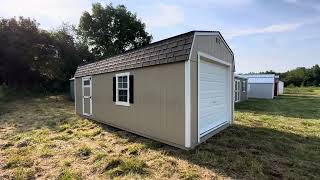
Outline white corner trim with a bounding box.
[184,34,196,148]
[185,60,191,148]
[232,73,235,124]
[197,53,201,143]
[115,72,130,107]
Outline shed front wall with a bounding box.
[189,34,234,148]
[248,83,274,99]
[75,62,186,148]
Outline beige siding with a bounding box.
[190,35,233,64]
[189,34,235,148]
[75,62,186,148]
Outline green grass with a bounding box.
[0,87,319,179]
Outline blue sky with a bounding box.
[1,0,319,73]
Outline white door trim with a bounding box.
[82,76,92,116]
[197,51,232,142]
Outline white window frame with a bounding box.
[82,76,92,116]
[235,80,240,103]
[242,81,246,92]
[115,72,130,107]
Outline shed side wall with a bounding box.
[248,83,274,99]
[75,62,186,148]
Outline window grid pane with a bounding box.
[84,80,90,86]
[117,75,129,102]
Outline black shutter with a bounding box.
[113,77,116,102]
[129,75,134,103]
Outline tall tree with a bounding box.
[48,24,94,90]
[78,3,152,58]
[0,17,53,88]
[0,17,94,91]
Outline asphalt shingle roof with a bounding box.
[74,31,194,78]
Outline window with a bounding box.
[242,81,246,92]
[83,79,90,86]
[115,72,130,106]
[234,80,240,102]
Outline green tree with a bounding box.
[311,64,320,86]
[0,17,94,91]
[78,3,152,58]
[48,24,94,90]
[0,17,53,88]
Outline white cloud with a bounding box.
[144,3,184,28]
[225,18,320,39]
[0,0,98,29]
[0,1,185,30]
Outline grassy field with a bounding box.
[0,87,319,179]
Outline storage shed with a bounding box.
[243,74,279,99]
[234,75,248,103]
[278,81,284,95]
[73,31,235,149]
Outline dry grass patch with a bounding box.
[0,88,319,179]
[102,157,148,178]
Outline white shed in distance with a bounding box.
[243,74,280,99]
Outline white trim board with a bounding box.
[197,51,232,67]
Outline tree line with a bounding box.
[0,3,151,92]
[257,64,320,87]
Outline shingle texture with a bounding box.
[74,32,194,77]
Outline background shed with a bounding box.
[243,74,277,99]
[234,75,248,102]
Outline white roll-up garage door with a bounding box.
[198,55,231,138]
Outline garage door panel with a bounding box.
[199,59,229,137]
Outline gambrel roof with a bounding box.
[74,32,194,77]
[74,31,234,78]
